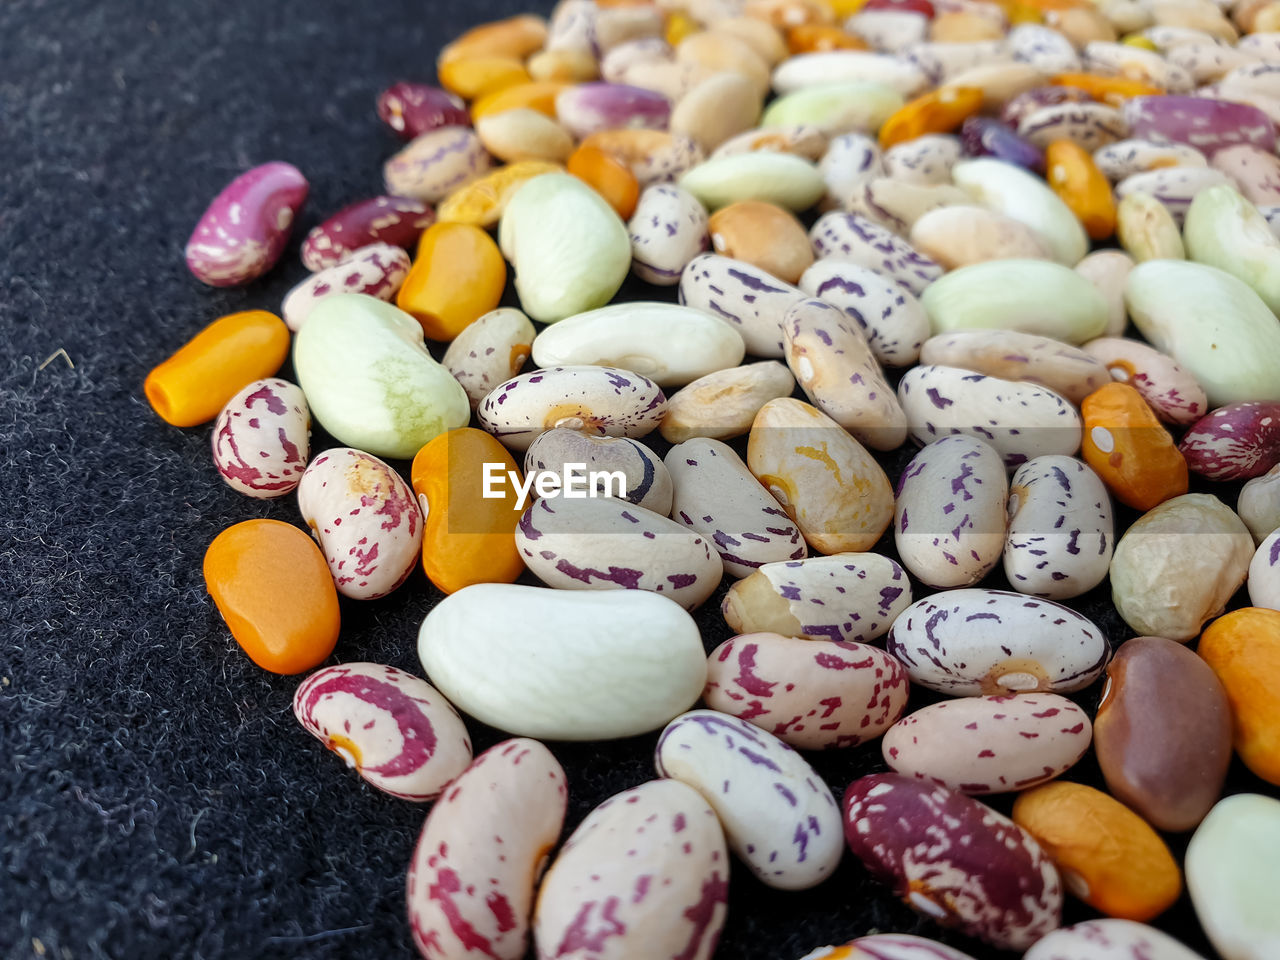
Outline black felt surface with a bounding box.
[2,0,1275,957]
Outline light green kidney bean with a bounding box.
[1183,184,1280,315]
[678,152,825,212]
[293,293,469,460]
[759,82,904,136]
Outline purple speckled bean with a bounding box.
[629,183,709,286]
[383,127,490,203]
[883,134,962,187]
[1178,402,1280,480]
[1248,529,1280,610]
[1017,102,1129,151]
[478,365,668,452]
[1114,166,1233,225]
[296,448,423,600]
[1123,94,1278,156]
[655,710,842,890]
[1092,138,1208,182]
[407,738,567,960]
[818,133,885,211]
[704,634,909,751]
[1004,455,1113,600]
[442,307,535,410]
[1006,24,1080,74]
[533,780,728,960]
[920,329,1109,404]
[679,253,806,357]
[185,161,308,287]
[959,116,1045,173]
[282,243,410,331]
[376,82,470,141]
[886,588,1110,695]
[300,195,435,272]
[515,496,723,610]
[211,378,310,498]
[526,429,673,514]
[293,662,472,801]
[798,260,930,368]
[1000,85,1092,130]
[1024,919,1208,960]
[842,773,1062,950]
[882,693,1091,794]
[894,435,1008,589]
[808,212,942,296]
[555,82,671,139]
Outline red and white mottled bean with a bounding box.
[1178,402,1280,480]
[1248,530,1280,610]
[842,773,1062,950]
[1239,464,1280,543]
[798,259,931,368]
[1082,336,1207,424]
[281,243,411,332]
[211,378,310,498]
[895,435,1009,588]
[407,738,566,960]
[533,779,729,960]
[184,161,308,287]
[516,496,723,610]
[920,330,1110,405]
[721,552,912,644]
[1004,455,1113,599]
[898,365,1083,467]
[678,253,805,357]
[628,183,709,286]
[704,633,909,750]
[301,195,436,272]
[809,211,943,296]
[441,307,535,409]
[883,134,963,186]
[296,447,423,600]
[527,430,672,514]
[1210,144,1280,206]
[655,710,843,890]
[1123,94,1276,156]
[293,662,471,802]
[817,133,884,212]
[887,588,1110,695]
[555,82,672,139]
[665,438,805,578]
[1024,920,1208,960]
[1114,166,1233,225]
[1092,139,1208,182]
[478,365,667,452]
[377,82,470,141]
[882,692,1091,794]
[384,127,490,204]
[1018,102,1129,151]
[783,298,907,451]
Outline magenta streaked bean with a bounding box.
[293,662,472,801]
[1083,336,1208,424]
[882,693,1091,794]
[656,710,843,890]
[300,195,435,272]
[555,82,671,138]
[184,161,308,287]
[842,773,1062,950]
[212,378,310,499]
[798,259,930,368]
[679,253,805,357]
[628,183,709,285]
[705,633,909,750]
[407,738,567,960]
[282,243,410,331]
[809,211,943,296]
[1123,94,1278,155]
[1024,919,1209,960]
[1178,402,1280,480]
[376,82,470,140]
[383,127,490,203]
[959,116,1046,173]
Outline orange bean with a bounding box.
[1050,72,1164,106]
[785,23,869,51]
[1012,781,1182,921]
[1046,139,1117,240]
[144,310,289,427]
[1081,381,1188,510]
[708,200,813,283]
[1199,607,1280,786]
[437,160,564,228]
[471,81,567,120]
[396,222,507,342]
[203,519,340,674]
[567,144,641,219]
[438,14,548,66]
[438,56,530,101]
[411,428,525,594]
[878,86,985,150]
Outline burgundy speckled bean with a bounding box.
[1123,94,1278,155]
[1082,337,1207,425]
[555,82,672,138]
[384,127,490,203]
[533,779,729,960]
[293,662,471,801]
[705,633,909,750]
[842,773,1062,950]
[301,195,436,272]
[282,243,411,332]
[376,82,470,141]
[959,117,1046,173]
[212,378,310,499]
[296,447,423,600]
[808,212,943,296]
[1178,402,1280,480]
[406,738,567,960]
[679,253,806,357]
[656,710,843,890]
[882,693,1091,794]
[798,258,930,368]
[185,161,308,287]
[1017,102,1129,151]
[1025,919,1208,960]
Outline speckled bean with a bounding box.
[1092,138,1209,181]
[1025,920,1208,960]
[660,361,796,444]
[797,259,930,368]
[1178,402,1280,480]
[808,211,943,295]
[300,196,435,272]
[441,307,535,409]
[384,127,490,203]
[1114,166,1233,224]
[376,82,470,140]
[525,430,672,515]
[1239,464,1280,543]
[817,133,885,211]
[679,253,806,357]
[920,330,1110,404]
[282,243,411,332]
[882,134,962,185]
[1018,102,1129,151]
[212,378,310,499]
[628,183,709,285]
[1007,23,1081,73]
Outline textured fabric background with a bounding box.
[0,0,1268,957]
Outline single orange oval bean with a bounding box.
[411,428,525,594]
[1081,381,1188,510]
[708,200,813,283]
[471,81,566,120]
[566,144,641,219]
[438,14,548,66]
[1012,781,1181,921]
[878,86,985,150]
[203,519,340,674]
[1199,607,1280,786]
[396,222,506,342]
[1051,72,1164,106]
[1046,139,1117,240]
[785,24,868,52]
[438,56,530,101]
[144,310,289,427]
